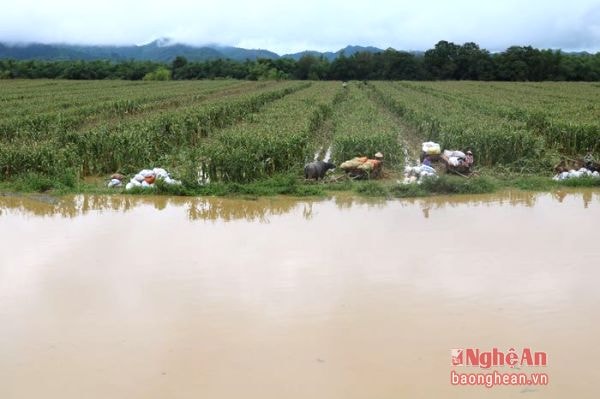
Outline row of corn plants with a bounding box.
[369,82,547,167]
[70,82,309,175]
[330,84,403,166]
[0,80,257,142]
[394,81,600,156]
[0,79,243,117]
[196,82,342,182]
[0,141,78,178]
[0,81,308,179]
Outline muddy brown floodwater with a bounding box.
[1,190,599,399]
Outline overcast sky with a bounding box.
[1,0,599,54]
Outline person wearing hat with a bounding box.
[372,152,384,178]
[464,150,474,168]
[583,149,596,171]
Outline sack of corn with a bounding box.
[422,141,441,155]
[340,157,368,170]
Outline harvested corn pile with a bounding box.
[553,168,599,181]
[125,168,181,190]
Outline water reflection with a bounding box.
[0,189,598,222]
[1,188,599,399]
[186,197,299,222]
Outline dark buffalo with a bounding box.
[304,161,335,180]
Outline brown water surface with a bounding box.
[1,190,599,398]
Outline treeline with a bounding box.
[2,41,600,81]
[0,59,160,80]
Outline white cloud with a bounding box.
[0,0,598,53]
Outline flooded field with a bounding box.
[1,190,599,399]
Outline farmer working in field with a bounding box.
[584,149,596,171]
[464,150,474,167]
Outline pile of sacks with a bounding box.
[124,168,181,190]
[107,173,125,188]
[340,156,382,172]
[443,150,466,166]
[401,164,437,184]
[553,167,599,181]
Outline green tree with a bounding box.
[455,42,493,80]
[171,56,188,79]
[143,67,172,81]
[424,40,460,79]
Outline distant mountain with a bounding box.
[0,43,93,60]
[563,51,593,56]
[0,38,279,62]
[0,39,393,62]
[283,45,385,61]
[213,45,279,61]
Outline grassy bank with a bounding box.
[360,174,600,199]
[1,170,599,200]
[0,172,327,198]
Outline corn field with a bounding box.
[370,81,599,167]
[0,79,598,184]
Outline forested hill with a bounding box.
[281,46,387,61]
[0,39,277,62]
[1,40,599,81]
[0,38,383,62]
